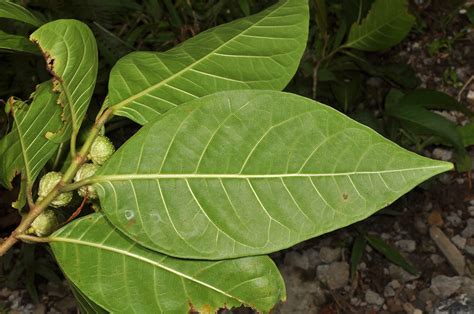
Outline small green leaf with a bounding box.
[458,122,474,147]
[94,90,452,260]
[345,0,415,51]
[365,234,418,275]
[107,0,309,125]
[0,30,40,55]
[30,19,98,143]
[386,90,470,171]
[0,81,61,191]
[50,214,285,313]
[400,89,472,117]
[350,234,367,280]
[0,1,43,27]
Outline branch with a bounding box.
[0,107,113,256]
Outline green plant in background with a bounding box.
[350,230,418,281]
[0,0,458,312]
[299,0,472,171]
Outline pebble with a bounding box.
[446,213,462,227]
[384,280,401,297]
[365,289,385,306]
[451,235,467,249]
[430,254,445,265]
[461,218,474,238]
[415,218,428,234]
[316,261,349,290]
[396,239,417,252]
[432,148,453,161]
[430,275,462,298]
[276,265,326,313]
[319,247,341,264]
[465,245,474,256]
[467,90,474,106]
[468,206,474,217]
[284,251,310,270]
[389,264,420,283]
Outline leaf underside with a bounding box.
[0,81,61,190]
[30,19,98,142]
[345,0,415,51]
[51,214,285,313]
[107,0,309,125]
[94,90,452,260]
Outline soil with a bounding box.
[1,1,474,313]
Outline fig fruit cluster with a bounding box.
[31,135,115,236]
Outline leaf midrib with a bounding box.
[50,236,247,304]
[93,164,451,183]
[109,0,290,113]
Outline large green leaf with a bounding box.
[0,81,61,190]
[0,1,43,27]
[92,90,452,260]
[107,0,309,125]
[344,0,415,51]
[51,213,285,313]
[0,30,40,54]
[30,19,98,143]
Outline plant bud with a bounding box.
[38,171,72,208]
[74,163,100,199]
[89,135,115,165]
[31,209,58,237]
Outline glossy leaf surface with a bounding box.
[51,214,285,313]
[94,90,452,259]
[107,0,309,125]
[345,0,415,51]
[30,19,98,142]
[0,1,43,27]
[0,81,61,190]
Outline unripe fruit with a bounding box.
[31,209,58,237]
[38,172,72,208]
[89,135,115,165]
[74,163,100,199]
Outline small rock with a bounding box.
[446,213,462,227]
[365,289,385,306]
[465,245,474,256]
[418,288,438,305]
[284,251,310,270]
[467,90,474,106]
[430,275,462,298]
[386,297,404,312]
[451,235,467,249]
[461,218,474,238]
[389,264,419,283]
[468,206,474,217]
[396,239,417,252]
[351,297,361,306]
[430,254,445,265]
[415,218,428,234]
[319,247,341,264]
[384,280,401,298]
[317,262,349,290]
[432,148,453,161]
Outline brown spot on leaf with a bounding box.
[342,193,348,200]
